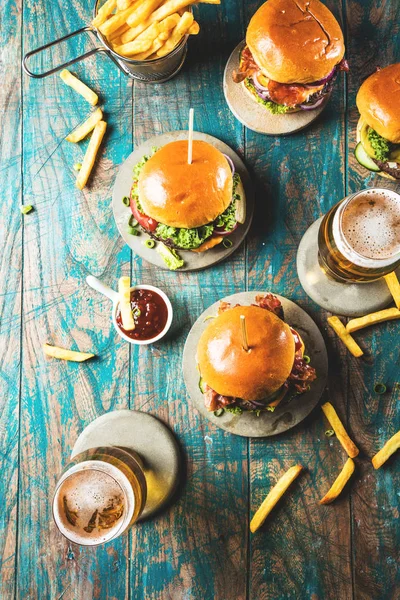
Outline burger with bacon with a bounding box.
[129,140,246,254]
[197,294,316,415]
[233,0,348,114]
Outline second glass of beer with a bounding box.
[318,188,400,283]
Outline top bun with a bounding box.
[356,63,400,144]
[138,140,233,229]
[197,305,295,401]
[246,0,345,84]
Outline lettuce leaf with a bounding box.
[155,223,214,249]
[244,79,291,114]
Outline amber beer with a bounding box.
[318,188,400,283]
[52,447,147,546]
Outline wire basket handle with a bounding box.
[22,27,106,78]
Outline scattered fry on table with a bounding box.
[66,108,103,143]
[250,465,303,533]
[59,70,99,106]
[92,0,117,28]
[372,431,400,469]
[346,308,400,333]
[320,458,355,505]
[321,402,359,458]
[43,343,95,362]
[384,271,400,309]
[118,276,135,331]
[76,121,107,190]
[327,315,363,357]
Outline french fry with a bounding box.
[117,0,135,9]
[92,0,117,28]
[98,1,141,36]
[66,108,103,143]
[384,271,400,310]
[108,23,131,42]
[320,458,355,505]
[250,465,303,533]
[115,22,160,56]
[59,70,99,106]
[327,316,363,357]
[76,121,107,190]
[118,276,135,331]
[130,27,173,59]
[197,0,220,3]
[120,19,150,44]
[372,431,400,469]
[321,402,359,458]
[43,343,95,362]
[346,308,400,333]
[151,0,196,23]
[156,11,193,56]
[188,21,200,34]
[126,0,164,27]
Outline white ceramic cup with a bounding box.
[86,275,173,345]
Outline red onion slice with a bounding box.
[303,67,336,88]
[299,95,326,110]
[252,72,269,92]
[222,153,235,175]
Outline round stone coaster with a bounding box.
[223,40,330,136]
[182,292,328,438]
[112,131,254,272]
[297,217,397,317]
[71,410,180,520]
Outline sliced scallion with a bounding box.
[144,239,155,249]
[222,238,233,249]
[303,355,311,364]
[127,226,139,236]
[122,196,130,206]
[374,383,387,395]
[214,408,224,417]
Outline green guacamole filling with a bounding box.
[367,128,392,162]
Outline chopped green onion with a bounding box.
[303,355,311,364]
[132,308,141,319]
[199,377,206,393]
[222,238,233,249]
[214,408,224,417]
[129,216,138,227]
[374,383,387,395]
[325,429,335,437]
[122,196,130,206]
[144,239,155,249]
[20,205,33,215]
[73,162,82,171]
[305,385,311,392]
[127,226,139,236]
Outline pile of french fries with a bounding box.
[92,0,220,60]
[327,271,400,357]
[250,400,399,532]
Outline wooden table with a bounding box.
[1,1,399,598]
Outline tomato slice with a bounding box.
[130,186,158,232]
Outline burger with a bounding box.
[355,63,400,180]
[233,0,348,114]
[197,293,316,415]
[129,140,246,253]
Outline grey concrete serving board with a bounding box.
[112,131,254,271]
[223,41,330,136]
[182,292,328,438]
[297,217,398,317]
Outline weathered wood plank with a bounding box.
[345,1,400,598]
[18,0,133,597]
[245,0,353,597]
[128,2,249,598]
[0,2,22,598]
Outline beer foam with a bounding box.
[333,189,400,268]
[53,464,131,545]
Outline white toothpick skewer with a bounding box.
[240,315,249,352]
[187,107,194,165]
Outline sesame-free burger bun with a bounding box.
[246,0,345,84]
[356,63,400,144]
[138,140,233,229]
[197,305,295,401]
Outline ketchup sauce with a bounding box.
[116,289,169,341]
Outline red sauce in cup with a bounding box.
[116,289,169,341]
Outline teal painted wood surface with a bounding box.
[0,0,399,599]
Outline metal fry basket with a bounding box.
[22,0,189,83]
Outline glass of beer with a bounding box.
[52,446,147,546]
[318,188,400,283]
